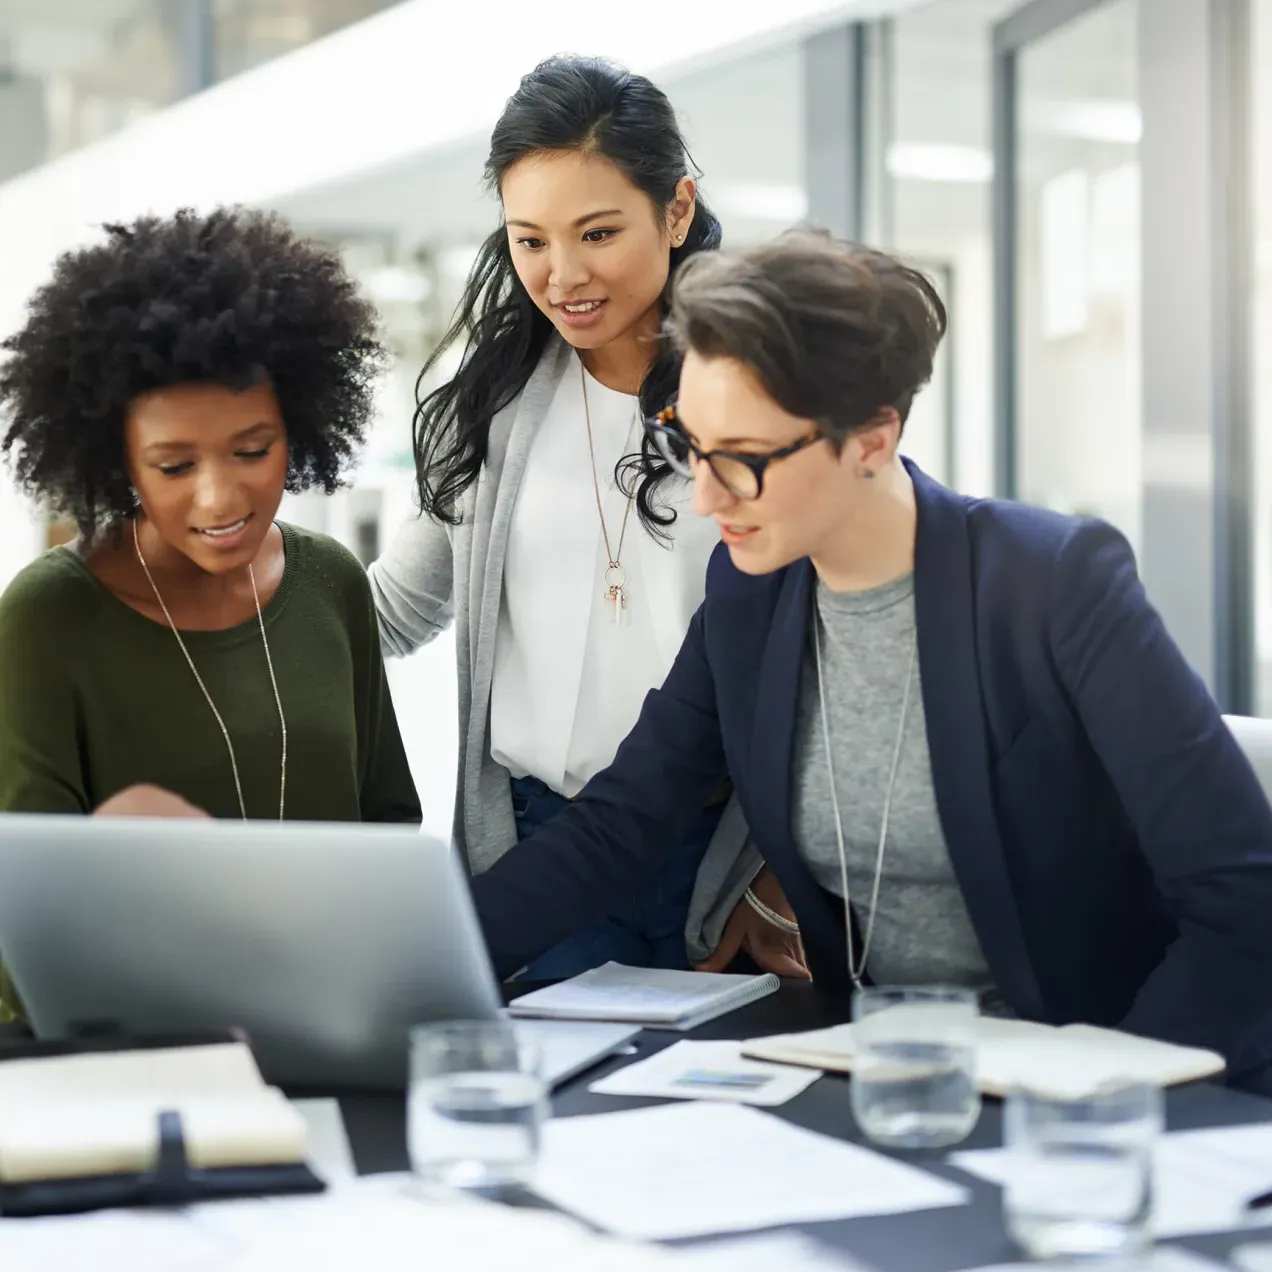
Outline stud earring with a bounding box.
[860,469,875,481]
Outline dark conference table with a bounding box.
[327,984,1272,1272]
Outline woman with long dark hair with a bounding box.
[370,55,806,978]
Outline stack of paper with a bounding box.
[743,1016,1224,1098]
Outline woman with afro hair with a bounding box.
[0,206,421,831]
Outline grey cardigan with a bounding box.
[367,337,760,961]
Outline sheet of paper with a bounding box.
[293,1097,356,1182]
[1234,1240,1272,1272]
[962,1249,1227,1272]
[184,1177,402,1250]
[589,1040,822,1106]
[534,1101,969,1241]
[204,1175,687,1272]
[666,1231,876,1270]
[953,1122,1272,1238]
[0,1208,230,1272]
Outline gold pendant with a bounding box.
[603,563,627,626]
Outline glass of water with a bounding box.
[1003,1079,1162,1260]
[407,1020,548,1195]
[850,985,980,1149]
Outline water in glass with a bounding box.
[407,1021,547,1193]
[850,986,981,1149]
[1004,1081,1161,1260]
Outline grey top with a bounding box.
[366,337,758,964]
[791,573,999,998]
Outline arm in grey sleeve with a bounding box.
[685,799,765,964]
[367,512,456,658]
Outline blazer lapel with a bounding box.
[910,462,1047,1021]
[745,563,854,990]
[748,563,809,850]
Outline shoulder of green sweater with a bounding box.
[0,548,98,648]
[278,521,374,608]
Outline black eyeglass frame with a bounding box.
[644,405,824,501]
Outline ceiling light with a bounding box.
[1030,98,1142,145]
[709,182,809,222]
[362,266,430,304]
[886,143,993,184]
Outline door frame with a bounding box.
[990,0,1120,500]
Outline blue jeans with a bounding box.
[510,776,721,979]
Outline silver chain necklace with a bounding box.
[132,517,287,821]
[813,604,917,988]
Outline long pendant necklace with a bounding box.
[132,517,287,820]
[580,361,638,625]
[814,609,917,988]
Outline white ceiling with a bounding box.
[275,41,807,252]
[275,0,1141,256]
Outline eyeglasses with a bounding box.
[644,406,824,502]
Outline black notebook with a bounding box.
[0,1030,322,1217]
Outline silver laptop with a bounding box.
[0,815,636,1090]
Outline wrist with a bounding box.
[751,867,796,920]
[743,885,800,935]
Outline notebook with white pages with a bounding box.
[741,1015,1226,1098]
[0,1041,310,1182]
[507,962,780,1031]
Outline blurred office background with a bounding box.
[0,0,1267,827]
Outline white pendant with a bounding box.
[604,563,628,627]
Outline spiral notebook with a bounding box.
[507,963,780,1031]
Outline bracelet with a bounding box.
[744,886,801,935]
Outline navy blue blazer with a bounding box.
[472,464,1272,1091]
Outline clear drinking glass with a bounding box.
[850,985,981,1149]
[407,1020,548,1194]
[1003,1079,1162,1260]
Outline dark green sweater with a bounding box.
[0,521,421,823]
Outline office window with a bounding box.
[667,44,806,251]
[1253,0,1272,713]
[1012,0,1141,552]
[213,0,395,80]
[0,1,183,180]
[873,0,1020,494]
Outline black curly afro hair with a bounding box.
[0,206,385,539]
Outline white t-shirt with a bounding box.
[490,354,719,797]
